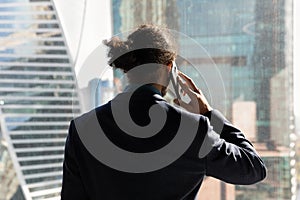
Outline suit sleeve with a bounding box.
[203,110,267,185]
[61,120,89,200]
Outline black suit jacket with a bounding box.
[61,85,266,200]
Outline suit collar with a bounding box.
[123,84,162,96]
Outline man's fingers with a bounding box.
[178,71,198,92]
[177,76,194,96]
[173,98,190,110]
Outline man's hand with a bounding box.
[173,71,213,115]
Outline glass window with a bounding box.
[23,167,62,175]
[10,116,72,122]
[0,1,79,199]
[17,150,65,157]
[2,108,79,114]
[110,0,294,199]
[0,74,74,80]
[0,0,296,199]
[25,175,62,184]
[0,82,76,89]
[14,142,65,149]
[20,158,63,166]
[7,125,69,131]
[1,100,79,106]
[29,183,62,192]
[0,91,77,97]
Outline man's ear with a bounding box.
[167,62,173,72]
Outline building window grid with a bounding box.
[0,1,81,199]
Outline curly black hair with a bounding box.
[103,24,177,72]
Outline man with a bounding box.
[61,24,266,200]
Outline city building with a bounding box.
[80,78,114,112]
[112,0,178,34]
[0,0,81,199]
[111,0,294,199]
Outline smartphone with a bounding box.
[170,61,181,100]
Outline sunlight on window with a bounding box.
[0,0,298,199]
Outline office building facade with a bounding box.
[0,0,81,199]
[111,0,294,199]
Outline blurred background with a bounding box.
[0,0,298,199]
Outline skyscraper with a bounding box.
[112,0,179,34]
[0,0,81,199]
[178,1,294,199]
[111,0,294,199]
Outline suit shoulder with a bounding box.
[73,102,111,126]
[162,101,208,123]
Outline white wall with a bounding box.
[53,0,113,88]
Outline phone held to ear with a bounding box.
[170,61,181,100]
[170,61,191,103]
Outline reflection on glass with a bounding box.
[0,0,81,199]
[111,0,294,199]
